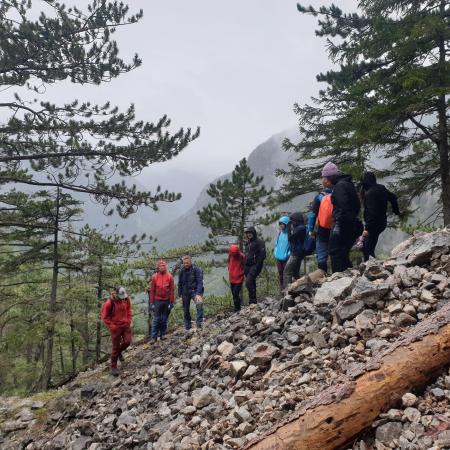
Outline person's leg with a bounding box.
[316,238,328,272]
[195,300,204,328]
[151,302,161,341]
[160,302,169,337]
[182,296,192,330]
[245,271,257,304]
[283,256,294,288]
[120,326,132,353]
[276,260,285,289]
[230,284,241,311]
[329,234,343,273]
[363,231,381,261]
[292,255,302,280]
[110,327,121,369]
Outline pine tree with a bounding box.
[0,1,199,218]
[279,1,449,222]
[198,159,273,249]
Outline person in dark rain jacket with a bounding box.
[283,212,306,288]
[360,172,400,261]
[228,244,245,312]
[244,227,266,304]
[321,162,362,273]
[178,256,204,331]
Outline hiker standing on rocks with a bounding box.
[149,260,175,343]
[273,216,291,290]
[283,212,307,288]
[101,286,132,376]
[228,244,245,312]
[178,255,204,331]
[311,183,333,272]
[244,226,266,304]
[322,162,362,273]
[360,172,400,261]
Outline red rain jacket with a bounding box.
[149,267,175,304]
[228,244,245,284]
[102,297,132,330]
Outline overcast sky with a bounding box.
[51,0,357,183]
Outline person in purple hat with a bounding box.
[321,162,362,273]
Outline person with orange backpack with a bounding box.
[101,286,132,376]
[311,183,333,272]
[228,244,245,312]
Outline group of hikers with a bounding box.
[101,162,400,375]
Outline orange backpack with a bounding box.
[317,194,333,230]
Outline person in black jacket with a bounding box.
[322,162,362,273]
[283,212,307,288]
[178,256,204,330]
[244,227,266,304]
[360,172,400,261]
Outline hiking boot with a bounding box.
[150,338,157,344]
[111,367,120,377]
[118,352,124,362]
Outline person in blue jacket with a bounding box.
[273,216,291,290]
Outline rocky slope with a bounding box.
[2,230,450,450]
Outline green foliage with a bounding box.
[198,158,273,249]
[279,0,449,222]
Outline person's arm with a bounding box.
[194,267,204,296]
[101,300,113,329]
[255,240,266,267]
[306,212,316,233]
[387,189,400,215]
[150,277,156,305]
[311,196,321,216]
[126,298,132,326]
[169,275,175,303]
[178,271,183,297]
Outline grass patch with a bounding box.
[32,388,68,402]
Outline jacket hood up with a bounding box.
[245,226,257,239]
[289,212,304,225]
[333,173,354,185]
[229,244,240,255]
[278,216,290,226]
[361,172,377,190]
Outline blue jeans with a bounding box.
[182,296,204,330]
[316,238,329,272]
[151,300,169,340]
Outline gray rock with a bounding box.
[286,332,301,345]
[430,387,445,399]
[192,386,222,408]
[355,310,377,333]
[403,407,421,423]
[375,421,403,445]
[230,360,248,378]
[1,420,28,433]
[71,436,93,450]
[217,341,235,359]
[117,411,137,427]
[245,342,279,366]
[395,313,417,327]
[351,277,389,306]
[402,393,418,407]
[335,299,365,322]
[314,276,356,307]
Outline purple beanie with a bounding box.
[321,162,339,178]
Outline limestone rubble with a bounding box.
[1,230,450,450]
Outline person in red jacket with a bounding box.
[101,286,132,376]
[149,260,174,343]
[228,244,245,312]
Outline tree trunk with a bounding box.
[438,0,450,225]
[95,263,103,363]
[246,302,450,450]
[42,187,60,390]
[82,291,90,365]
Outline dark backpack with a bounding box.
[303,235,316,256]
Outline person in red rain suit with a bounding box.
[228,244,245,312]
[102,286,132,376]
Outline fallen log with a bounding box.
[246,301,450,450]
